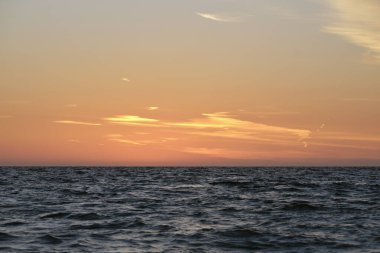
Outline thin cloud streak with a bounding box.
[304,129,380,150]
[182,147,312,160]
[183,147,251,159]
[196,12,243,23]
[323,0,380,62]
[185,130,306,146]
[104,115,159,126]
[104,112,311,147]
[106,134,177,146]
[108,138,143,145]
[307,141,379,151]
[168,112,311,142]
[103,112,379,160]
[53,120,101,126]
[315,132,380,143]
[106,134,143,145]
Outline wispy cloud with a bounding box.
[168,112,311,145]
[53,120,101,126]
[64,104,78,108]
[107,134,143,145]
[147,106,159,111]
[121,77,130,82]
[0,115,12,119]
[323,0,380,62]
[306,141,379,151]
[196,12,243,23]
[106,134,177,146]
[104,115,159,126]
[182,147,311,160]
[103,112,310,146]
[101,111,380,160]
[183,147,251,159]
[302,128,380,152]
[314,132,380,143]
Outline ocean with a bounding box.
[0,167,379,252]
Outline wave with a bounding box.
[282,201,323,211]
[0,167,378,252]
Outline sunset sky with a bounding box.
[1,0,380,166]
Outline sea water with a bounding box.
[0,167,379,252]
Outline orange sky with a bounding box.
[1,0,380,165]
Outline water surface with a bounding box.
[0,167,379,252]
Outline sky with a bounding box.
[1,0,380,166]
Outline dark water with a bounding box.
[0,167,379,252]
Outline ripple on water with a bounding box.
[281,201,324,211]
[0,167,378,252]
[0,232,18,242]
[36,234,63,245]
[1,220,26,226]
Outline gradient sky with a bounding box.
[1,0,380,166]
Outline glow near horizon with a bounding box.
[0,0,379,165]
